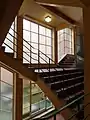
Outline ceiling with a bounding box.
[34,0,90,7]
[56,6,82,22]
[19,0,70,27]
[19,0,83,28]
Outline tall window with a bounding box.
[0,67,13,120]
[23,19,53,63]
[58,28,74,62]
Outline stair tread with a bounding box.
[56,82,84,93]
[65,91,84,101]
[47,76,84,85]
[43,71,83,79]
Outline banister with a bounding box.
[36,92,90,120]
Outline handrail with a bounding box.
[4,37,55,77]
[7,28,67,76]
[2,26,84,107]
[68,102,90,120]
[6,32,55,70]
[36,92,89,120]
[83,114,90,120]
[3,40,53,78]
[10,27,56,64]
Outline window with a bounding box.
[0,67,13,120]
[23,79,53,115]
[58,28,74,62]
[2,18,17,53]
[23,19,53,64]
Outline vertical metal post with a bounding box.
[49,58,50,80]
[30,80,32,117]
[38,50,39,73]
[54,114,56,120]
[30,22,31,68]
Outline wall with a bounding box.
[76,27,84,58]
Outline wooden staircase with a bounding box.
[0,47,84,119]
[58,54,76,68]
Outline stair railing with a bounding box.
[83,114,90,120]
[2,27,84,104]
[32,92,90,120]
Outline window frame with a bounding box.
[23,18,53,64]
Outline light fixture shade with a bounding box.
[45,16,52,23]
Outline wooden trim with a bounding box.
[17,15,23,62]
[54,28,58,63]
[34,0,84,7]
[15,74,23,120]
[56,23,70,31]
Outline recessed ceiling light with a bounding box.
[45,16,52,23]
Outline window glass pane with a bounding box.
[31,53,38,63]
[31,43,38,53]
[60,29,64,34]
[31,22,38,33]
[39,35,45,45]
[46,28,51,37]
[3,38,13,53]
[46,37,51,46]
[7,34,13,42]
[1,82,13,99]
[40,53,46,63]
[1,96,12,111]
[0,111,12,120]
[23,79,30,114]
[31,83,44,113]
[23,52,30,63]
[65,34,71,41]
[32,84,42,94]
[23,30,30,41]
[47,54,52,59]
[65,41,70,47]
[31,33,38,43]
[65,47,69,54]
[23,19,30,31]
[40,45,45,53]
[39,26,45,35]
[1,67,13,85]
[9,28,14,37]
[59,34,65,41]
[46,46,51,55]
[23,41,30,53]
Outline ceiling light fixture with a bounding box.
[45,16,52,23]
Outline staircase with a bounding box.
[35,67,84,105]
[58,54,76,68]
[0,28,84,119]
